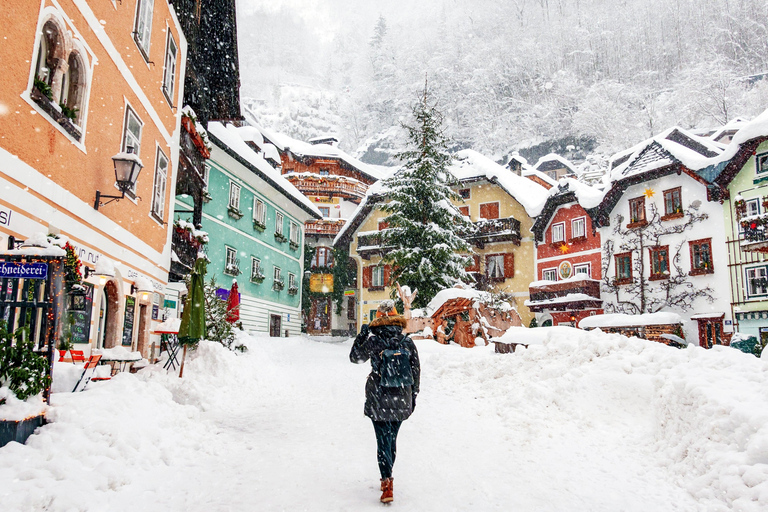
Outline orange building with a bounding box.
[0,0,186,357]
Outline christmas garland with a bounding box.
[63,242,83,289]
[302,246,355,318]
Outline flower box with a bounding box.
[253,220,266,232]
[0,414,46,448]
[289,241,300,251]
[202,191,212,203]
[273,280,285,291]
[287,285,299,295]
[228,207,244,220]
[274,232,288,243]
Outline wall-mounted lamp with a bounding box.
[83,267,93,279]
[131,279,153,303]
[93,147,144,210]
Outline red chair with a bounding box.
[72,354,109,392]
[70,350,86,363]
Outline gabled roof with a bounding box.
[207,122,322,219]
[531,179,605,242]
[535,153,576,173]
[709,109,768,188]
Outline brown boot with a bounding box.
[380,478,393,503]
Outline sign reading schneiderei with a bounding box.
[0,262,48,279]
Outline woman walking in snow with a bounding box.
[350,300,420,503]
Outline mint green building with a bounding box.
[716,114,768,345]
[176,122,321,336]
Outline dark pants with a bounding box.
[372,420,402,479]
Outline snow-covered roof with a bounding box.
[490,325,579,345]
[529,273,599,288]
[207,122,322,219]
[708,108,768,168]
[524,293,601,307]
[450,149,549,217]
[425,286,486,315]
[535,153,576,173]
[579,312,683,329]
[546,177,606,210]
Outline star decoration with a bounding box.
[560,244,570,254]
[644,188,656,198]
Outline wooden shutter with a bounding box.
[378,220,389,230]
[458,206,470,217]
[503,253,515,278]
[479,202,499,219]
[363,267,372,288]
[383,265,391,286]
[466,255,480,272]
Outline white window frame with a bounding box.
[275,211,284,235]
[228,181,241,210]
[162,31,177,104]
[571,217,586,238]
[756,153,768,175]
[372,266,384,287]
[202,163,210,192]
[134,0,154,60]
[745,265,768,298]
[290,221,300,244]
[574,263,591,277]
[224,246,238,276]
[250,257,262,281]
[551,222,565,243]
[487,255,505,279]
[253,197,266,225]
[121,105,143,196]
[274,266,282,282]
[542,268,558,281]
[288,273,296,289]
[746,198,761,216]
[151,147,168,220]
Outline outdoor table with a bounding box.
[95,348,143,375]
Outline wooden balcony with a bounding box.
[462,217,521,248]
[527,279,602,312]
[741,226,768,253]
[305,220,345,237]
[285,175,367,202]
[357,232,391,260]
[170,228,206,282]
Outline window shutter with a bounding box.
[503,253,515,278]
[363,267,372,288]
[466,255,480,272]
[383,265,391,286]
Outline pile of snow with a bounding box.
[1,232,66,257]
[0,387,46,421]
[490,325,577,346]
[580,312,683,329]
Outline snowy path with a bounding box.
[3,332,767,511]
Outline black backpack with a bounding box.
[378,335,414,388]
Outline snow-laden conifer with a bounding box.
[380,82,472,308]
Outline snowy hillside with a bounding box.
[1,330,767,511]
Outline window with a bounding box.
[458,188,470,199]
[34,21,59,86]
[486,254,505,280]
[63,53,85,125]
[319,168,330,176]
[312,247,333,268]
[615,252,632,284]
[372,266,384,287]
[202,164,210,192]
[251,257,263,281]
[122,106,143,195]
[571,218,586,239]
[253,198,266,225]
[151,148,168,220]
[290,222,300,245]
[274,266,282,284]
[574,263,591,277]
[746,266,768,297]
[663,188,682,216]
[134,0,155,59]
[228,181,241,210]
[319,207,330,218]
[288,273,296,289]
[162,33,178,103]
[629,197,646,224]
[542,268,557,281]
[757,153,768,175]
[458,206,469,217]
[275,212,284,235]
[551,223,565,243]
[224,247,238,276]
[347,297,356,320]
[649,246,669,279]
[479,202,499,220]
[746,198,761,217]
[689,238,713,275]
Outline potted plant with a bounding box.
[253,219,266,232]
[251,266,265,283]
[227,206,244,220]
[0,322,49,447]
[273,277,285,291]
[274,232,288,243]
[287,285,299,295]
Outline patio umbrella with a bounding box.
[226,280,240,324]
[178,257,207,377]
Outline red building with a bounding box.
[528,180,604,326]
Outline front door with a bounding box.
[269,314,281,337]
[697,318,723,348]
[309,296,331,335]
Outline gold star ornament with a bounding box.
[644,188,655,198]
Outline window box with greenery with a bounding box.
[224,263,241,276]
[227,206,244,220]
[250,269,265,283]
[289,240,300,251]
[273,278,285,291]
[30,77,82,141]
[287,285,299,295]
[253,219,267,232]
[202,190,212,203]
[274,232,288,243]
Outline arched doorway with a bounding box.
[98,280,120,348]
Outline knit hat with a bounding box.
[376,299,398,318]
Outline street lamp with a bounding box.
[93,147,144,210]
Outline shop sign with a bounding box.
[344,290,355,296]
[310,274,334,293]
[0,262,48,279]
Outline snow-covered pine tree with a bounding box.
[380,82,473,309]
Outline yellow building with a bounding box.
[335,150,548,329]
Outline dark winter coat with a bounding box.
[349,315,421,422]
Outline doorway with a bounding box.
[697,317,724,348]
[309,296,331,335]
[269,314,282,337]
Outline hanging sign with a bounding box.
[310,274,334,293]
[122,296,136,346]
[0,262,48,279]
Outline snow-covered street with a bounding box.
[2,330,768,511]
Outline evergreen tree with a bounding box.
[380,82,473,309]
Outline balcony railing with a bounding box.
[170,228,207,281]
[306,220,345,236]
[462,217,522,248]
[285,175,367,200]
[741,226,768,252]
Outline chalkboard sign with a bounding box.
[68,283,93,344]
[122,296,135,346]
